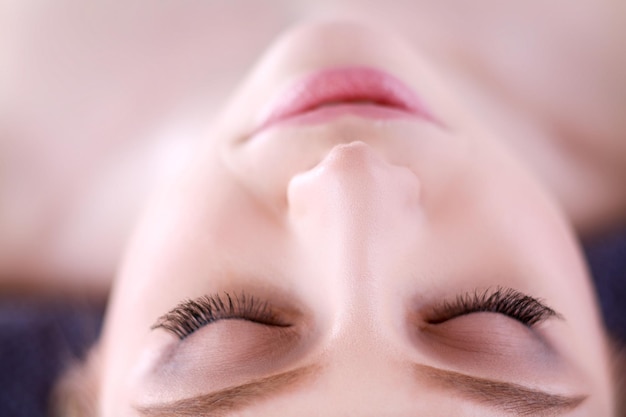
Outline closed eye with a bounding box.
[425,287,562,327]
[151,292,291,340]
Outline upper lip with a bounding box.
[255,66,439,132]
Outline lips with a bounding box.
[255,66,438,133]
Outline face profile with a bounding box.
[91,21,615,416]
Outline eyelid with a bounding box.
[152,292,292,340]
[154,287,561,340]
[425,287,563,328]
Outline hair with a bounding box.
[612,339,626,417]
[50,348,100,417]
[50,338,626,417]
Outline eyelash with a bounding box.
[153,287,560,339]
[426,287,560,327]
[152,292,289,340]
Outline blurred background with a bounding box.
[0,1,625,416]
[1,0,294,296]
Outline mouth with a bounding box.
[254,66,439,134]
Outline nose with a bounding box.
[286,141,424,291]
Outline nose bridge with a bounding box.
[287,141,424,331]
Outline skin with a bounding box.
[1,0,625,295]
[97,22,614,416]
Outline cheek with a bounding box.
[428,137,568,267]
[224,130,324,212]
[427,148,613,397]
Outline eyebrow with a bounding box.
[135,364,586,417]
[415,364,587,416]
[135,365,319,417]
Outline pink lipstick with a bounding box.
[255,66,438,133]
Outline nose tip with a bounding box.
[287,140,422,231]
[317,141,391,177]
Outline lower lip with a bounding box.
[254,67,438,133]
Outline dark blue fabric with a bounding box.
[585,230,626,343]
[0,231,625,417]
[0,300,103,417]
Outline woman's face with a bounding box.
[98,21,613,416]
